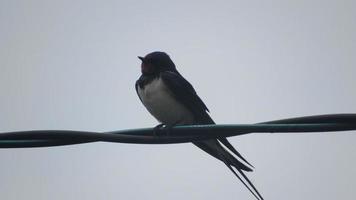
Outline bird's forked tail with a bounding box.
[193,138,264,200]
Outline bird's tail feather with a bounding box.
[218,137,254,168]
[223,161,264,200]
[193,139,263,200]
[194,140,252,171]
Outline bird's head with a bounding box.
[138,51,177,75]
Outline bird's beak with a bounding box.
[138,56,144,61]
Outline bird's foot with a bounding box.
[153,123,166,136]
[153,123,174,136]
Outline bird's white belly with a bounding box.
[137,77,195,125]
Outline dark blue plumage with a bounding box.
[136,51,263,200]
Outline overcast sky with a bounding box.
[1,0,356,200]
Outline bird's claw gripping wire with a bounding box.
[153,124,167,136]
[153,123,175,136]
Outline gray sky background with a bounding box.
[1,1,356,200]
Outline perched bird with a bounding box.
[135,51,263,200]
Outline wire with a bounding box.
[1,114,355,148]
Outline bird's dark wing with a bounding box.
[160,71,253,166]
[160,71,263,200]
[160,71,214,124]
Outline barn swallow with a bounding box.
[135,51,263,200]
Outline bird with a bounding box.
[135,51,263,200]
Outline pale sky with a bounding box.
[1,1,356,200]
